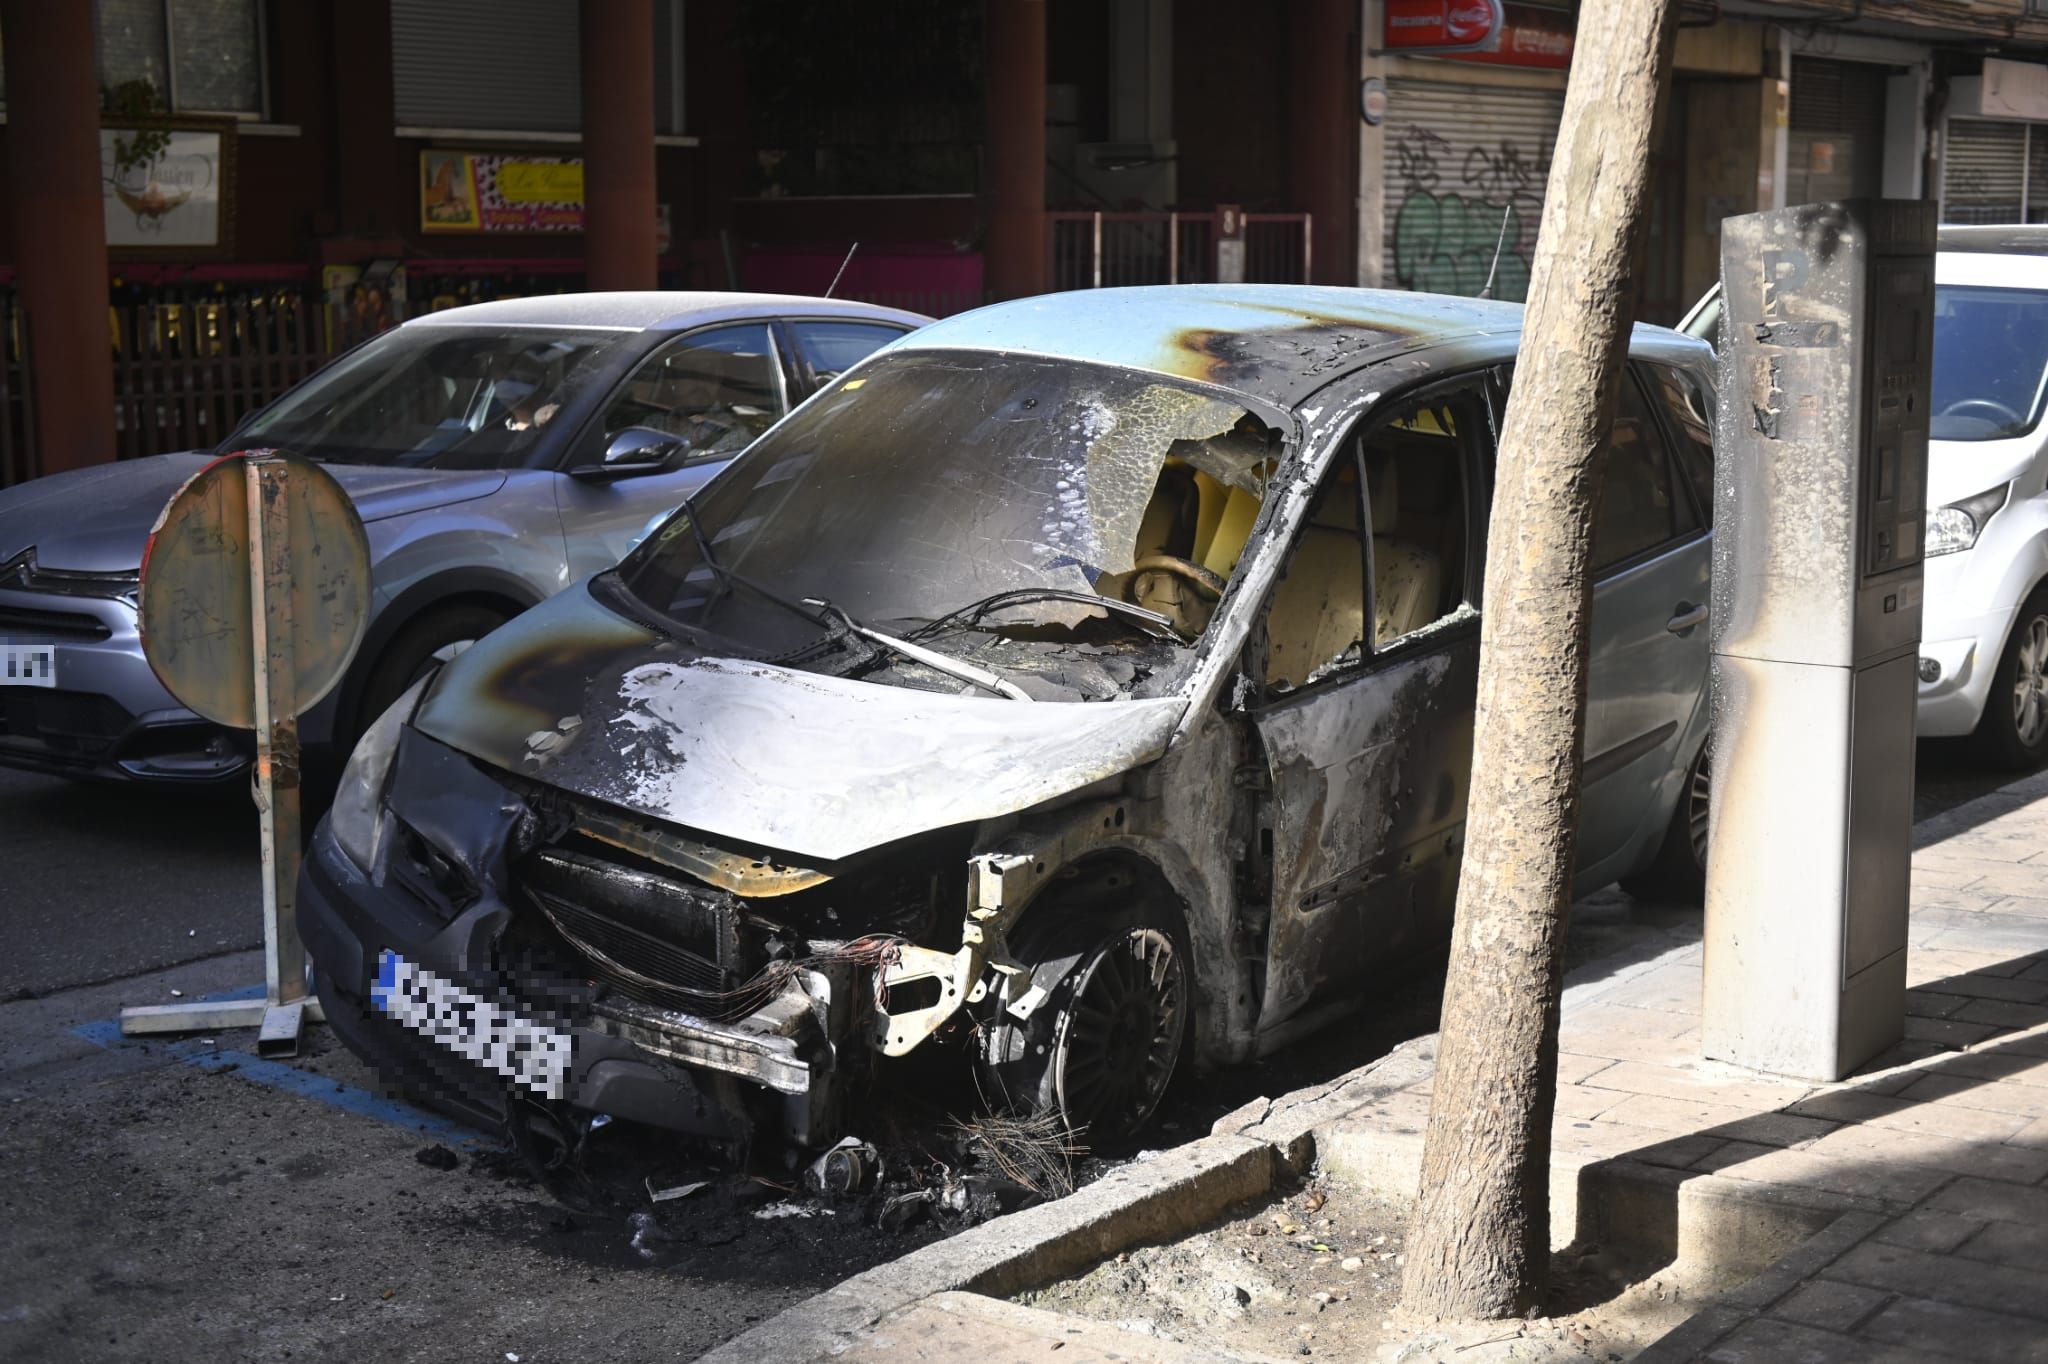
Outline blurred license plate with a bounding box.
[370,949,570,1099]
[0,643,55,688]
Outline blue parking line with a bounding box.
[71,986,488,1148]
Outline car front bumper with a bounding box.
[297,819,844,1148]
[0,585,253,784]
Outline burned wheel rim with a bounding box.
[1051,926,1186,1146]
[1685,749,1712,869]
[2014,615,2048,749]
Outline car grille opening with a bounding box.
[520,846,756,1017]
[0,605,111,640]
[0,688,133,760]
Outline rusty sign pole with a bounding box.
[248,457,311,1047]
[121,451,371,1057]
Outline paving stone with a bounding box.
[1911,864,1986,889]
[1711,1109,1838,1148]
[1803,1120,2048,1184]
[1551,1084,1627,1121]
[1871,1208,1989,1254]
[1550,1117,1706,1162]
[1986,894,2048,922]
[1904,1014,2006,1047]
[1791,1090,2030,1143]
[2007,1115,2048,1149]
[1590,961,1701,1014]
[1910,886,2012,915]
[1702,1316,1932,1363]
[1555,1051,1616,1085]
[1827,1240,2048,1323]
[1931,1048,2048,1090]
[1957,866,2048,899]
[1554,1025,1706,1066]
[1560,1001,1697,1042]
[1906,990,1972,1020]
[1593,1091,1761,1135]
[1919,919,2048,957]
[1858,1295,2048,1364]
[1955,1217,2048,1271]
[1767,1279,1890,1332]
[1931,831,2044,865]
[1927,1176,2048,1228]
[1909,948,2039,984]
[1953,998,2048,1030]
[1576,1059,1810,1112]
[1898,1073,2048,1119]
[1937,973,2048,1005]
[1687,1139,1780,1174]
[1687,1142,1950,1206]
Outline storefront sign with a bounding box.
[1444,3,1573,70]
[102,121,236,257]
[1980,57,2048,123]
[1383,0,1503,55]
[420,151,584,233]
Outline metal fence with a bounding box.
[1047,210,1313,291]
[109,283,361,463]
[0,293,34,490]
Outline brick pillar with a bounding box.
[582,0,658,290]
[984,0,1047,301]
[1286,0,1360,287]
[2,0,116,474]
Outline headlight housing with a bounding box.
[1926,484,2010,558]
[329,676,431,871]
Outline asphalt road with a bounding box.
[0,741,2035,1361]
[0,768,259,1002]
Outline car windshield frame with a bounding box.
[222,322,644,469]
[612,348,1295,694]
[1931,282,2048,444]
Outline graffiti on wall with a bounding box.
[1388,125,1543,302]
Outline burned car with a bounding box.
[298,285,1718,1158]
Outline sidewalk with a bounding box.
[705,769,2048,1364]
[1333,768,2048,1362]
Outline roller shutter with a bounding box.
[1380,79,1564,303]
[391,0,584,133]
[1787,57,1887,204]
[1943,118,2031,223]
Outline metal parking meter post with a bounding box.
[1704,200,1935,1081]
[119,452,371,1055]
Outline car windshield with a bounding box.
[614,350,1284,689]
[227,324,629,468]
[1932,284,2048,442]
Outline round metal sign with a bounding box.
[139,451,371,729]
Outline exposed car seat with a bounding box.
[1264,465,1367,688]
[1369,459,1444,643]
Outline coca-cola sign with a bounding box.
[1383,0,1505,54]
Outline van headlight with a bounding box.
[1927,484,2010,557]
[329,676,431,871]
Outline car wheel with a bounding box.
[977,899,1190,1151]
[1621,742,1710,904]
[356,603,510,740]
[1975,588,2048,772]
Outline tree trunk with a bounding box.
[1399,0,1680,1321]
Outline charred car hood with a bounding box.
[0,452,507,572]
[412,583,1186,863]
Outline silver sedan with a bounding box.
[0,292,926,786]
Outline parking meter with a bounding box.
[1703,200,1935,1081]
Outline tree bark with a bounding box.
[1399,0,1680,1321]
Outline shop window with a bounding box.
[97,0,264,118]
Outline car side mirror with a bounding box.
[570,426,684,481]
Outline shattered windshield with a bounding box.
[614,351,1285,698]
[229,325,628,469]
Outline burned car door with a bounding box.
[1248,376,1489,1041]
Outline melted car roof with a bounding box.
[895,284,1671,407]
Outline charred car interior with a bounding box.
[298,287,1718,1182]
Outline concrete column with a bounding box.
[1,0,116,475]
[1287,0,1360,286]
[581,0,658,290]
[984,0,1047,301]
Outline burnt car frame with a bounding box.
[299,285,1718,1157]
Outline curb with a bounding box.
[695,1132,1277,1364]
